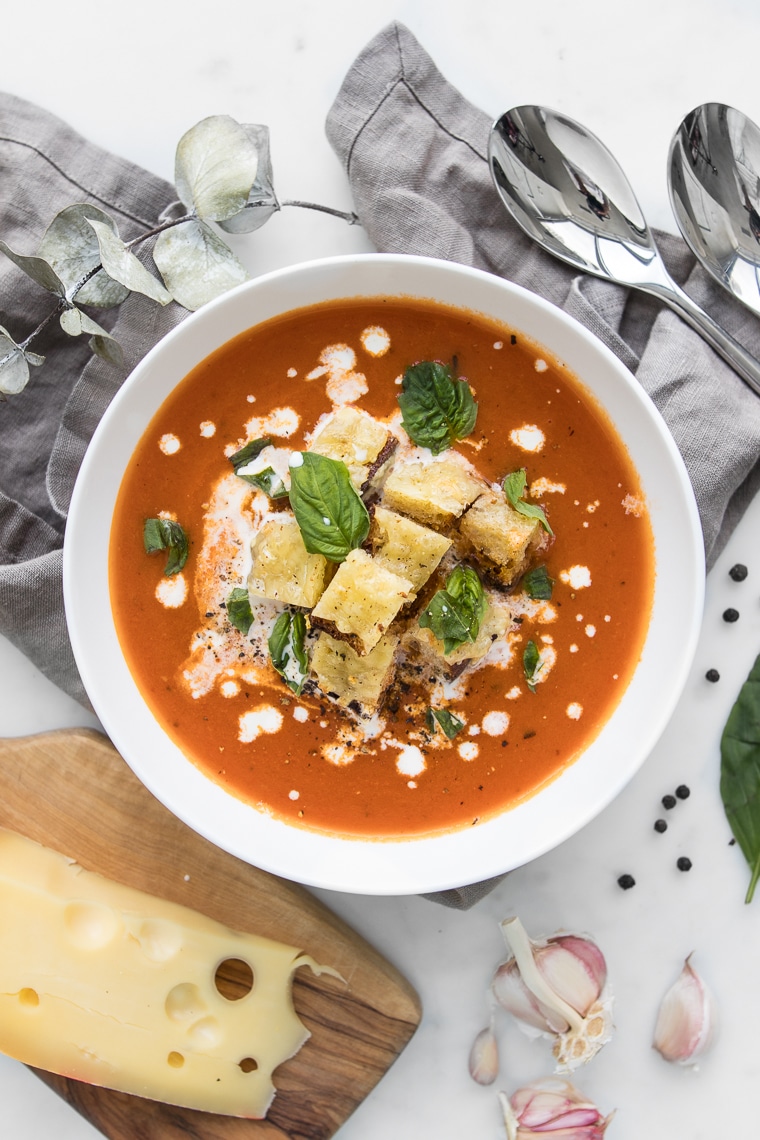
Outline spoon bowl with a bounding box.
[668,102,760,318]
[488,105,760,396]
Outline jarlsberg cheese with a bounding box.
[0,827,336,1117]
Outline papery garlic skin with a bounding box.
[653,954,716,1065]
[468,1021,500,1085]
[499,1078,613,1139]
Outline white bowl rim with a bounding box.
[63,252,705,895]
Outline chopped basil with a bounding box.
[418,566,488,655]
[523,639,541,692]
[228,437,271,472]
[288,452,370,562]
[523,564,554,600]
[503,469,553,535]
[239,466,288,499]
[397,360,478,455]
[143,517,188,576]
[720,653,760,902]
[226,587,254,634]
[426,707,465,739]
[268,610,309,696]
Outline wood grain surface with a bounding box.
[0,728,421,1140]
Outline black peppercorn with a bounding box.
[729,563,748,582]
[654,819,668,833]
[617,873,636,890]
[677,856,692,872]
[705,668,720,682]
[662,794,677,809]
[723,608,740,623]
[676,784,690,800]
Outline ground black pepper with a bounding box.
[617,873,635,890]
[654,819,668,833]
[723,608,740,623]
[729,563,748,582]
[662,794,677,809]
[705,668,720,682]
[677,856,692,872]
[676,784,690,800]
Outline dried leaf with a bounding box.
[174,115,259,223]
[217,124,279,234]
[0,326,44,396]
[89,333,124,367]
[0,239,65,296]
[38,204,129,307]
[153,218,248,311]
[59,306,121,364]
[86,218,171,305]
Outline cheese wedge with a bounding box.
[0,828,333,1118]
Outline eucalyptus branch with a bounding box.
[125,213,196,249]
[18,299,65,352]
[281,199,360,224]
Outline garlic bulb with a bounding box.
[653,954,716,1065]
[493,916,613,1070]
[468,1020,500,1085]
[499,1078,613,1139]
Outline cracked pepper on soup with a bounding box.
[109,297,654,838]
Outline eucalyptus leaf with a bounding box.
[503,470,553,535]
[89,332,124,367]
[0,238,65,296]
[86,218,171,305]
[418,566,487,655]
[59,305,116,347]
[174,115,259,223]
[217,124,279,234]
[288,452,370,562]
[0,326,42,396]
[720,653,760,902]
[268,610,309,695]
[153,218,249,311]
[38,204,129,307]
[398,360,478,455]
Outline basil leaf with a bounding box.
[227,586,254,634]
[523,564,554,600]
[288,452,370,562]
[268,610,309,695]
[419,566,488,655]
[398,360,478,455]
[229,437,271,472]
[523,639,541,692]
[238,466,289,500]
[426,707,465,739]
[720,653,760,903]
[143,518,188,576]
[503,469,553,535]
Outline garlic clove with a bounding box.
[468,1021,500,1085]
[537,935,607,1018]
[653,954,716,1065]
[499,1078,613,1139]
[492,959,567,1034]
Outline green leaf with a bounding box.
[268,610,309,695]
[0,327,43,396]
[59,306,122,366]
[38,204,129,307]
[397,360,478,455]
[522,564,554,600]
[143,517,188,576]
[227,587,254,635]
[230,438,289,499]
[503,470,553,535]
[174,115,260,222]
[229,437,272,471]
[153,218,248,311]
[720,654,760,902]
[86,218,172,305]
[523,639,541,692]
[288,452,370,562]
[0,239,65,296]
[426,707,465,739]
[418,566,488,655]
[217,124,279,234]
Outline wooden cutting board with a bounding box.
[0,728,421,1139]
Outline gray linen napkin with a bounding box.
[2,23,760,910]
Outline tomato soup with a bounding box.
[109,298,654,838]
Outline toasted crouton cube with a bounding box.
[310,548,413,655]
[308,407,397,491]
[248,515,330,608]
[382,454,486,530]
[311,631,399,714]
[458,491,548,587]
[405,596,512,673]
[369,506,452,594]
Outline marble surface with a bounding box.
[2,1,760,1136]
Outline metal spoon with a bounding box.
[668,102,760,319]
[488,105,760,396]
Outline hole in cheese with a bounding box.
[64,902,122,949]
[214,958,254,1001]
[165,982,207,1023]
[18,988,39,1007]
[167,1051,185,1069]
[239,1057,259,1073]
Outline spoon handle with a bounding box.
[643,279,760,397]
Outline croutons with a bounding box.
[311,631,399,715]
[458,490,549,587]
[310,548,414,655]
[308,406,397,491]
[404,595,512,674]
[248,515,330,608]
[368,506,451,594]
[382,453,486,530]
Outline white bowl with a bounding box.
[63,254,704,895]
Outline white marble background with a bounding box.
[2,1,760,1136]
